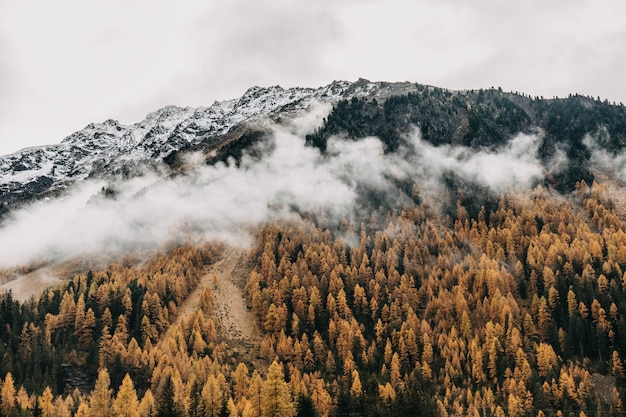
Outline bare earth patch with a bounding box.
[591,373,617,404]
[176,246,263,367]
[0,266,63,302]
[0,251,148,303]
[0,259,102,302]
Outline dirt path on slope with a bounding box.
[209,248,258,341]
[175,246,263,367]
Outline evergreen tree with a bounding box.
[113,374,139,417]
[156,376,181,417]
[188,379,203,417]
[261,361,295,417]
[90,369,113,417]
[295,394,318,417]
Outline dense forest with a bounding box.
[2,88,626,416]
[306,84,626,193]
[1,179,626,416]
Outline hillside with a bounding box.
[1,81,626,417]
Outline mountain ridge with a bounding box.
[0,84,299,198]
[2,79,626,215]
[0,79,406,211]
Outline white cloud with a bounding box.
[584,131,626,182]
[0,105,554,268]
[399,130,546,194]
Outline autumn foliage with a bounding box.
[1,181,626,416]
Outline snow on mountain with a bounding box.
[0,80,380,209]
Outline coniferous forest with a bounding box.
[2,182,626,416]
[2,88,626,417]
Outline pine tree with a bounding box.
[295,394,319,417]
[262,361,295,417]
[188,379,203,417]
[112,374,139,417]
[156,376,181,417]
[90,368,113,417]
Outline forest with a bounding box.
[2,87,626,416]
[0,178,625,417]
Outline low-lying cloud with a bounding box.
[404,130,546,192]
[0,108,552,268]
[584,130,626,182]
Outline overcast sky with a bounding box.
[0,0,624,156]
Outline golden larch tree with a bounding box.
[39,387,55,417]
[113,374,139,417]
[261,361,295,417]
[90,368,113,417]
[1,372,16,416]
[202,375,223,417]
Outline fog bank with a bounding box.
[0,109,554,268]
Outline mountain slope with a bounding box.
[2,80,626,417]
[3,80,626,217]
[0,82,342,209]
[307,86,626,192]
[0,80,412,212]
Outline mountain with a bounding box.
[2,80,626,417]
[2,79,626,215]
[0,80,406,211]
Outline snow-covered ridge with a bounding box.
[1,80,395,207]
[0,79,422,209]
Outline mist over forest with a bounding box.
[1,82,626,417]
